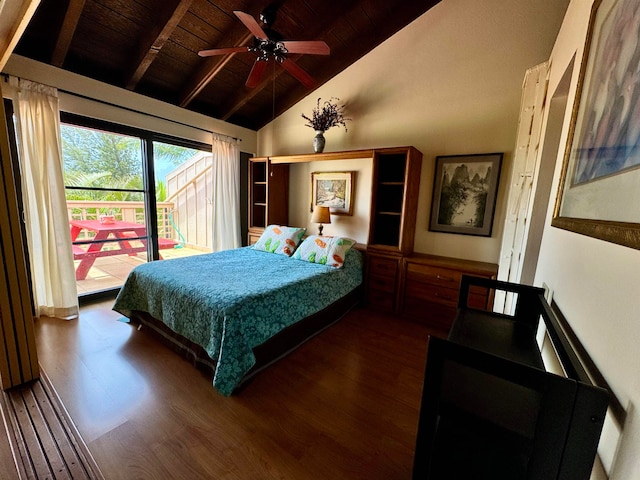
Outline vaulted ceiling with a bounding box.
[14,0,441,131]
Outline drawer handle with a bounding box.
[435,274,454,282]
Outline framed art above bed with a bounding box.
[310,171,355,215]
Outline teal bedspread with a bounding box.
[113,247,363,395]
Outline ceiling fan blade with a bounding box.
[234,11,268,40]
[198,46,249,57]
[246,59,269,88]
[280,59,316,89]
[282,41,330,55]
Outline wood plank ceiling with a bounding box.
[14,0,441,131]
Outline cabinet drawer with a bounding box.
[467,290,490,310]
[454,283,491,310]
[368,275,396,294]
[406,263,462,288]
[405,282,458,307]
[366,288,395,310]
[369,256,398,277]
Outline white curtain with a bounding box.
[211,133,241,251]
[10,77,78,319]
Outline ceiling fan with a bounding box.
[198,6,330,89]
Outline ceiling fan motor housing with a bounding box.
[251,36,288,62]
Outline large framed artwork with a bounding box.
[552,0,640,250]
[429,153,502,237]
[310,171,355,216]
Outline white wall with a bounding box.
[289,158,372,243]
[258,0,568,263]
[535,1,640,478]
[2,55,258,153]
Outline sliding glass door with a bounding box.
[60,114,211,297]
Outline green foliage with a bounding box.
[64,170,143,201]
[63,172,113,198]
[61,125,199,203]
[156,180,167,201]
[154,142,198,167]
[61,125,142,178]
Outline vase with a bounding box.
[313,130,326,153]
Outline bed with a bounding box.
[112,242,363,395]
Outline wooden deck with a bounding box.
[75,246,205,295]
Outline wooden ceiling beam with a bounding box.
[125,0,193,90]
[178,31,253,108]
[51,0,84,67]
[13,0,443,131]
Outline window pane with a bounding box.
[61,124,143,188]
[153,141,212,254]
[60,122,210,296]
[62,124,147,294]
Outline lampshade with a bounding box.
[311,205,331,224]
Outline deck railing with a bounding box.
[66,201,176,241]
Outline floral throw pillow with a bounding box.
[253,225,306,256]
[293,235,356,268]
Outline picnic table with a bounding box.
[70,219,177,280]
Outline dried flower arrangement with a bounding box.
[301,97,351,133]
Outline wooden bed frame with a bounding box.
[129,286,363,393]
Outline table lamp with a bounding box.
[311,205,331,235]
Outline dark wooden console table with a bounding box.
[412,275,609,479]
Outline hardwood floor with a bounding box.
[33,300,442,479]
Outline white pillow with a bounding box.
[253,225,306,256]
[292,235,356,268]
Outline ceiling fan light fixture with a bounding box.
[197,9,329,88]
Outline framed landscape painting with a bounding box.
[429,153,503,237]
[552,0,640,250]
[310,171,355,216]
